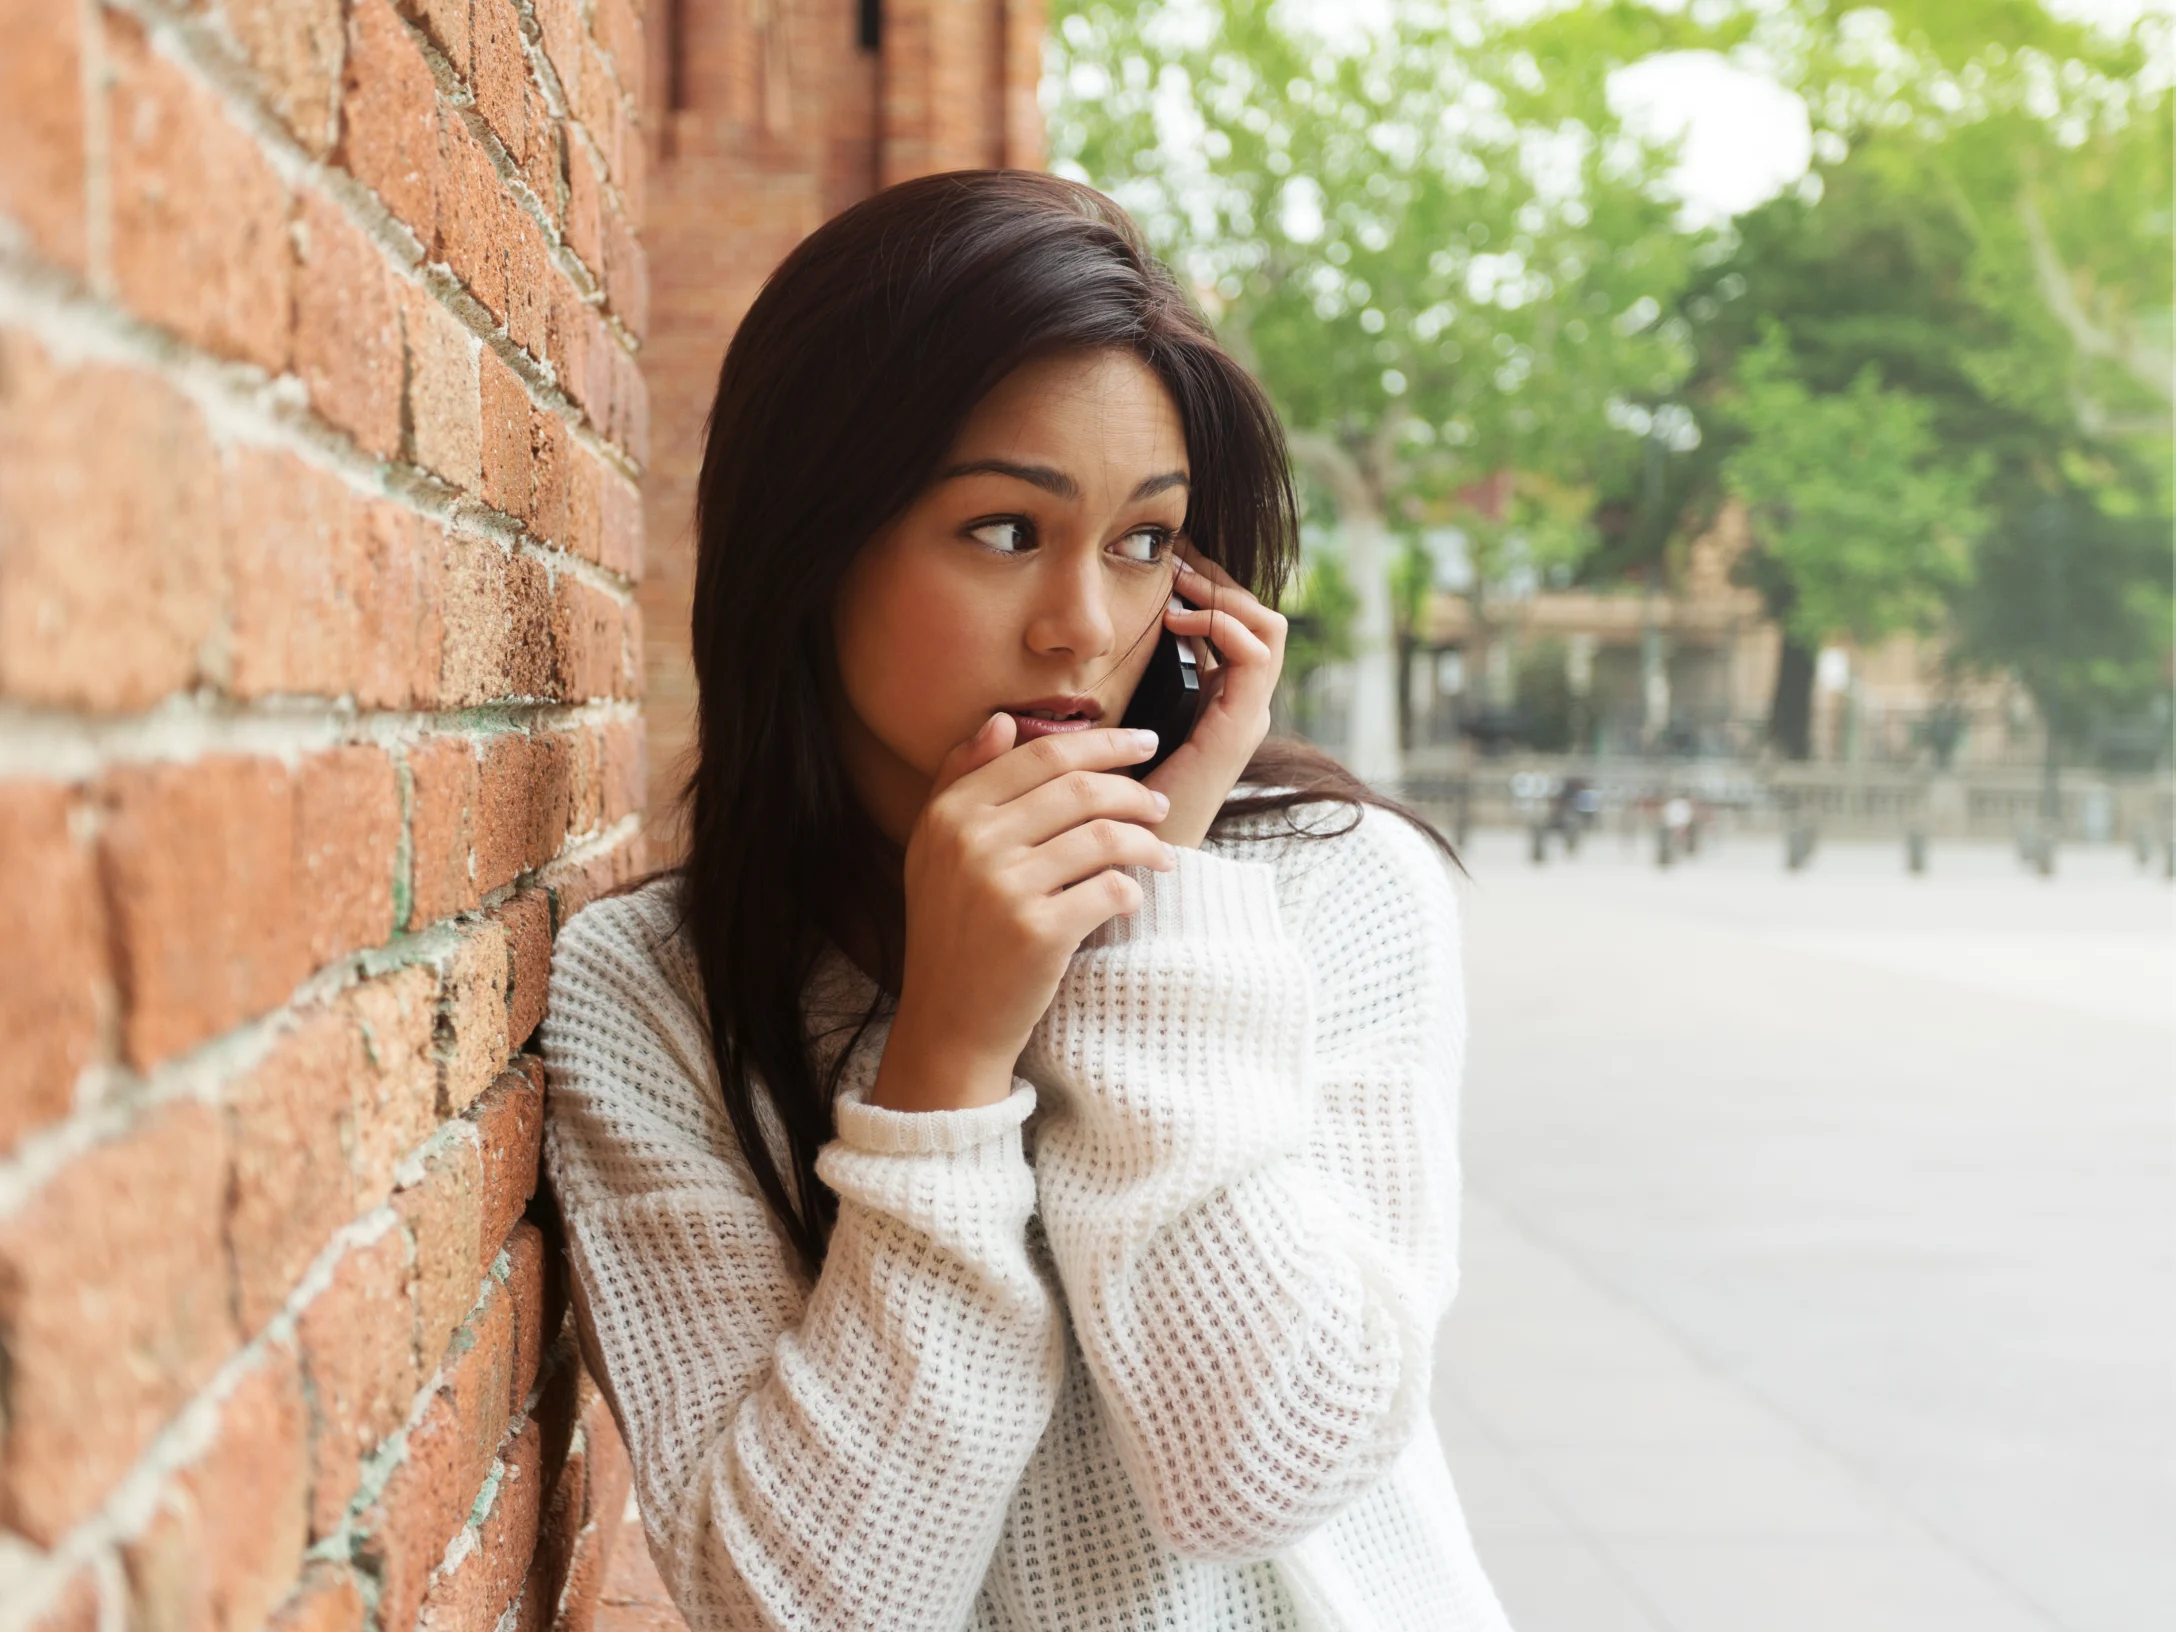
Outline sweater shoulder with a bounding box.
[1212,796,1459,935]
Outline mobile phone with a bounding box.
[1119,594,1205,778]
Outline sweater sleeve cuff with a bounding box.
[833,1078,1038,1158]
[1083,847,1287,949]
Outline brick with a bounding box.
[226,1006,357,1333]
[470,1069,544,1265]
[524,1435,585,1632]
[296,745,402,965]
[443,1277,517,1502]
[107,12,292,372]
[396,1123,487,1372]
[437,540,513,707]
[0,783,108,1153]
[541,833,647,931]
[99,757,302,1068]
[529,411,575,552]
[480,352,533,519]
[221,0,346,157]
[345,964,442,1196]
[0,1102,235,1545]
[600,716,646,826]
[522,86,563,228]
[549,578,621,702]
[122,1347,309,1632]
[354,1389,467,1632]
[594,0,643,110]
[403,284,483,491]
[603,195,648,341]
[550,1397,633,1632]
[0,0,86,268]
[405,735,481,927]
[294,193,403,458]
[494,890,553,1048]
[266,1568,366,1632]
[534,0,584,114]
[505,209,555,358]
[224,451,446,706]
[565,135,604,281]
[503,1220,549,1411]
[440,917,511,1114]
[342,0,439,241]
[0,334,223,711]
[471,0,528,162]
[597,464,642,578]
[609,346,649,468]
[569,42,625,187]
[401,0,472,77]
[297,1224,420,1538]
[438,108,509,320]
[614,596,643,698]
[476,732,573,891]
[505,552,559,699]
[418,1418,543,1632]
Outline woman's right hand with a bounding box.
[871,715,1176,1113]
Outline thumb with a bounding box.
[930,711,1017,799]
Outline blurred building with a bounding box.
[639,0,1045,857]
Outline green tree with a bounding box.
[1047,0,1706,777]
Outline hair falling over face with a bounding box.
[671,169,1454,1276]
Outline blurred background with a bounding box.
[1039,3,2175,1629]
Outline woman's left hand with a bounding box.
[1143,542,1287,849]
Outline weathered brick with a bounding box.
[122,1346,310,1632]
[266,1567,366,1632]
[400,0,472,77]
[564,135,604,282]
[345,963,442,1197]
[99,757,301,1068]
[470,1069,544,1267]
[521,86,563,229]
[603,194,648,341]
[296,745,402,966]
[226,1007,357,1333]
[610,345,650,467]
[569,41,626,189]
[296,1224,419,1539]
[293,192,403,458]
[470,0,528,162]
[528,410,575,553]
[436,540,511,707]
[600,716,647,827]
[549,578,622,703]
[354,1388,467,1632]
[437,108,509,320]
[220,0,346,157]
[404,735,481,928]
[494,890,553,1048]
[444,1276,518,1504]
[418,1417,543,1632]
[503,1220,549,1411]
[561,727,604,838]
[0,1102,235,1545]
[0,0,86,268]
[480,352,533,520]
[504,208,555,358]
[223,450,445,706]
[0,783,107,1153]
[476,733,573,891]
[615,595,644,698]
[440,917,511,1115]
[593,0,644,111]
[533,0,584,114]
[396,1123,487,1372]
[505,552,559,700]
[548,1395,633,1632]
[107,12,293,372]
[403,284,483,492]
[596,463,643,578]
[0,334,222,712]
[341,0,439,241]
[541,833,648,931]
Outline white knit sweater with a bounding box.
[539,799,1512,1632]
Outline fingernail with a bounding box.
[1130,729,1159,753]
[1163,843,1179,866]
[1150,790,1171,814]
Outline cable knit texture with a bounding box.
[540,799,1512,1632]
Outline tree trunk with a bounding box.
[1769,635,1816,760]
[1286,430,1402,784]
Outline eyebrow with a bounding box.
[938,459,1190,503]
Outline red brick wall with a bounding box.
[0,0,646,1625]
[638,0,1044,858]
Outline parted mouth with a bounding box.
[1002,695,1103,722]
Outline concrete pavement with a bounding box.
[1435,832,2174,1632]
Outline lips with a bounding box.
[1001,695,1102,741]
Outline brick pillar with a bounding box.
[0,0,646,1626]
[638,0,1044,861]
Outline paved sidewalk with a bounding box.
[1437,833,2174,1632]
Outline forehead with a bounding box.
[947,349,1188,478]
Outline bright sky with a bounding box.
[1605,0,2166,224]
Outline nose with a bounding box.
[1022,546,1116,661]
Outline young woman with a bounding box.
[539,171,1511,1632]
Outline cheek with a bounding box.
[832,543,1005,772]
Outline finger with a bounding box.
[1175,560,1286,649]
[1042,865,1146,946]
[1022,818,1175,893]
[995,768,1172,848]
[957,725,1163,808]
[929,712,1019,801]
[1165,602,1272,670]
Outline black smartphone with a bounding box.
[1119,594,1206,778]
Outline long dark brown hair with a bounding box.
[679,170,1452,1276]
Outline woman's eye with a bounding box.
[968,519,1033,554]
[1112,527,1172,564]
